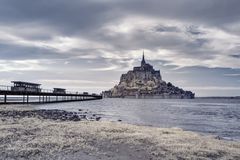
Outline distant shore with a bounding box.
[196,96,240,99]
[0,105,239,160]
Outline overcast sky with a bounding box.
[0,0,240,96]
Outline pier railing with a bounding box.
[0,85,11,91]
[0,85,97,95]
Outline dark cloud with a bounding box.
[0,0,239,34]
[154,25,180,33]
[121,0,240,27]
[230,54,240,58]
[0,44,68,60]
[0,0,119,34]
[185,26,204,35]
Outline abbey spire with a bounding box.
[141,50,146,66]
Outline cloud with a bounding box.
[0,0,240,95]
[0,1,239,69]
[224,73,240,77]
[186,86,240,91]
[0,60,45,72]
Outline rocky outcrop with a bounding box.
[103,53,194,99]
[0,109,102,121]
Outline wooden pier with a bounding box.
[0,81,102,104]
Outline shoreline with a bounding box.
[0,105,240,159]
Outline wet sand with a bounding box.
[0,105,240,160]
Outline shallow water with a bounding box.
[33,98,240,140]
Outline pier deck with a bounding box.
[0,85,102,104]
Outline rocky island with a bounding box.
[104,52,194,99]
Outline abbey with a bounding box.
[104,52,194,99]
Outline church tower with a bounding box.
[141,51,146,66]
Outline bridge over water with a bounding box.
[0,81,102,104]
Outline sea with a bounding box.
[33,98,240,141]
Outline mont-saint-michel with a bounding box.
[104,53,195,99]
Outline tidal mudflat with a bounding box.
[0,105,240,160]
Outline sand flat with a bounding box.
[0,106,240,160]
